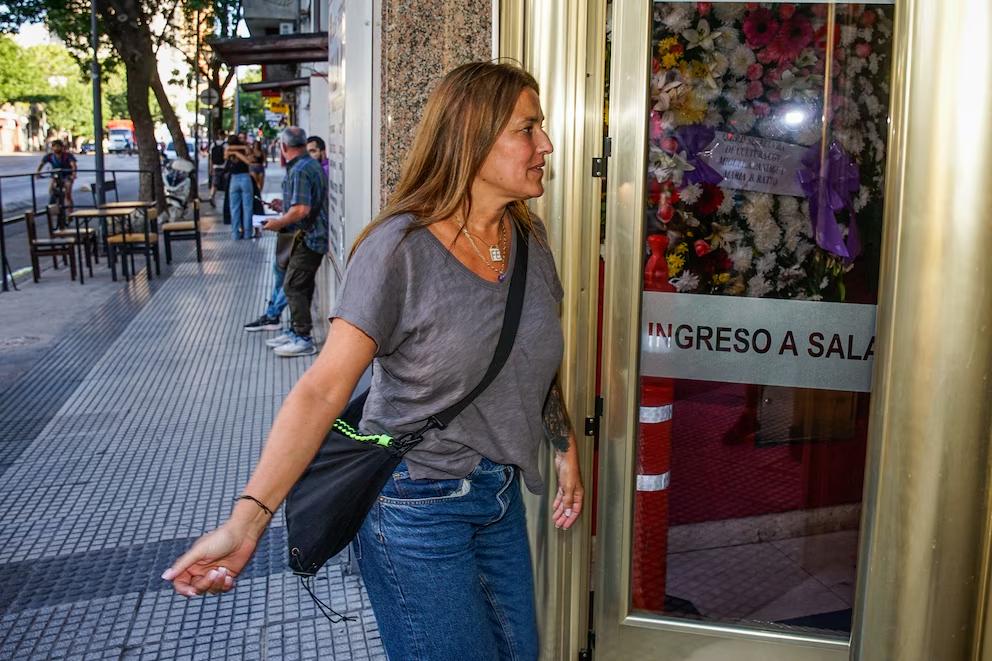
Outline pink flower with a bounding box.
[745,80,764,100]
[778,4,796,20]
[650,111,663,142]
[743,8,779,48]
[752,101,771,117]
[855,42,872,58]
[766,89,782,103]
[696,2,712,16]
[746,63,764,81]
[861,9,878,27]
[757,48,777,65]
[767,16,813,63]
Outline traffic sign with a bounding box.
[198,88,220,106]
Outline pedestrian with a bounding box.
[161,62,583,661]
[224,135,254,240]
[208,130,227,207]
[305,135,329,178]
[249,139,267,192]
[251,127,327,356]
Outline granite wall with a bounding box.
[379,0,493,203]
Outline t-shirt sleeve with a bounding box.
[529,215,564,302]
[332,220,408,355]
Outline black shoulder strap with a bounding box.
[427,222,529,431]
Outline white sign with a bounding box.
[700,133,807,197]
[641,292,876,392]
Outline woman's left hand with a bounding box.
[552,446,584,530]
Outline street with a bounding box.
[0,153,210,280]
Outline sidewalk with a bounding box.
[0,194,385,659]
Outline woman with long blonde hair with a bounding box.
[163,61,584,660]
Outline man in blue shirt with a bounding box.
[257,126,329,357]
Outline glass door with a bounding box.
[596,1,894,658]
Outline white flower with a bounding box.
[741,192,774,225]
[750,217,782,253]
[854,186,871,212]
[778,264,805,288]
[840,25,858,47]
[747,274,773,298]
[795,122,822,146]
[729,106,757,133]
[755,253,776,274]
[708,222,743,249]
[794,240,814,263]
[868,53,880,75]
[683,20,722,51]
[846,56,867,75]
[730,245,753,272]
[679,183,702,205]
[662,6,693,33]
[713,5,745,23]
[715,27,741,53]
[835,127,865,156]
[778,197,800,218]
[717,188,735,215]
[704,107,724,127]
[864,94,882,117]
[858,27,874,42]
[672,271,700,293]
[723,81,748,105]
[648,144,695,186]
[729,44,756,77]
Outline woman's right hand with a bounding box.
[161,522,260,597]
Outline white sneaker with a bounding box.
[265,331,295,348]
[274,335,317,357]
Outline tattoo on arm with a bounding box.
[543,378,573,453]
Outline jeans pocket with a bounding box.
[380,474,471,506]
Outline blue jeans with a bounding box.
[264,258,287,320]
[228,173,253,239]
[355,458,538,661]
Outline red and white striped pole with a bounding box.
[632,234,675,612]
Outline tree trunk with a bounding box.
[151,69,189,160]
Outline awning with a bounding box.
[240,77,310,93]
[209,32,328,66]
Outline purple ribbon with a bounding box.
[796,141,862,260]
[674,124,724,187]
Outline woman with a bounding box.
[162,62,583,660]
[249,139,266,193]
[224,135,254,240]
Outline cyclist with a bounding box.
[36,140,78,210]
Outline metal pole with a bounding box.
[234,67,240,134]
[193,9,200,199]
[90,0,106,208]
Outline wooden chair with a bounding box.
[161,198,202,264]
[24,211,77,282]
[106,207,160,282]
[46,203,97,273]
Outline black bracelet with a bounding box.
[235,494,274,516]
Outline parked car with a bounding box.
[164,139,195,161]
[79,141,96,154]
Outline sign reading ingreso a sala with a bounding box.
[641,293,877,392]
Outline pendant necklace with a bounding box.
[457,215,510,281]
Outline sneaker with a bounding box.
[274,335,317,357]
[244,315,281,332]
[265,331,296,348]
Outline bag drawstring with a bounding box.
[299,574,356,624]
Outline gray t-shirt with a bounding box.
[332,213,564,493]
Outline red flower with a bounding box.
[855,42,872,58]
[745,80,764,100]
[860,9,878,27]
[767,16,813,63]
[694,240,711,257]
[693,183,725,215]
[743,8,779,48]
[746,63,764,81]
[697,2,712,16]
[752,101,771,117]
[778,4,796,20]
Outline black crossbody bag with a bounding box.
[284,225,529,587]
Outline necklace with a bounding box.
[456,215,510,281]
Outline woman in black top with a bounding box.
[225,136,254,240]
